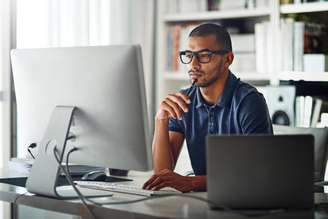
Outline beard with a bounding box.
[196,73,220,87]
[194,61,224,88]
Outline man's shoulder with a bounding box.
[233,79,265,104]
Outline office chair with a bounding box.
[273,125,328,182]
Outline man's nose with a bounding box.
[189,55,201,71]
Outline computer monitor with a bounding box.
[11,45,152,197]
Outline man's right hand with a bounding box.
[156,92,191,120]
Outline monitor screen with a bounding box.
[11,45,152,172]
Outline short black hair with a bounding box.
[189,23,232,52]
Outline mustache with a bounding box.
[188,70,204,76]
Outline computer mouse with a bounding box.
[81,171,107,181]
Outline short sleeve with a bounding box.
[238,92,273,134]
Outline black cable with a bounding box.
[27,148,35,159]
[61,147,223,207]
[57,147,287,218]
[27,143,37,159]
[58,148,229,208]
[53,147,96,219]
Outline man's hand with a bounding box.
[143,169,195,193]
[156,92,191,120]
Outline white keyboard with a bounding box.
[74,181,181,197]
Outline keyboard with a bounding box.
[74,181,181,197]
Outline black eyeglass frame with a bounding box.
[179,49,229,64]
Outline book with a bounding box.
[311,98,323,127]
[166,26,174,71]
[198,0,208,12]
[281,18,294,71]
[256,0,270,8]
[207,0,220,11]
[173,25,181,71]
[303,96,313,127]
[293,22,305,71]
[230,53,256,73]
[180,0,199,13]
[266,22,273,75]
[295,96,305,127]
[230,34,255,53]
[304,54,328,72]
[255,22,268,73]
[219,0,246,10]
[166,0,180,13]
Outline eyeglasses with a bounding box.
[179,49,228,64]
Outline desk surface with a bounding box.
[1,163,328,219]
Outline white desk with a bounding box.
[0,164,326,219]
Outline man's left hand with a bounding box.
[143,169,194,193]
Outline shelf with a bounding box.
[164,71,328,82]
[281,2,328,14]
[278,71,328,82]
[163,8,271,22]
[164,72,189,80]
[234,72,271,81]
[164,72,271,81]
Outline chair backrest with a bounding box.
[273,125,328,182]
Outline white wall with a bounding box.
[15,0,155,157]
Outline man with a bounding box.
[143,23,273,192]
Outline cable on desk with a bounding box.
[55,147,289,218]
[53,147,96,219]
[60,147,223,207]
[56,148,222,209]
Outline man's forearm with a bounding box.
[152,118,174,173]
[191,176,207,191]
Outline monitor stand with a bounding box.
[26,106,112,198]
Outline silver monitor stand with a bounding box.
[26,106,112,198]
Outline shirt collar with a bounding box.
[195,72,239,109]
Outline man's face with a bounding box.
[186,35,230,87]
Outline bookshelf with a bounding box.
[279,71,328,82]
[155,0,328,107]
[155,0,328,171]
[163,8,271,22]
[164,71,271,81]
[280,2,328,14]
[278,1,328,82]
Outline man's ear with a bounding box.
[225,52,234,67]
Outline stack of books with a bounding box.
[295,96,327,128]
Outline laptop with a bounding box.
[207,135,314,210]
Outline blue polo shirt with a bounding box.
[168,72,273,175]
